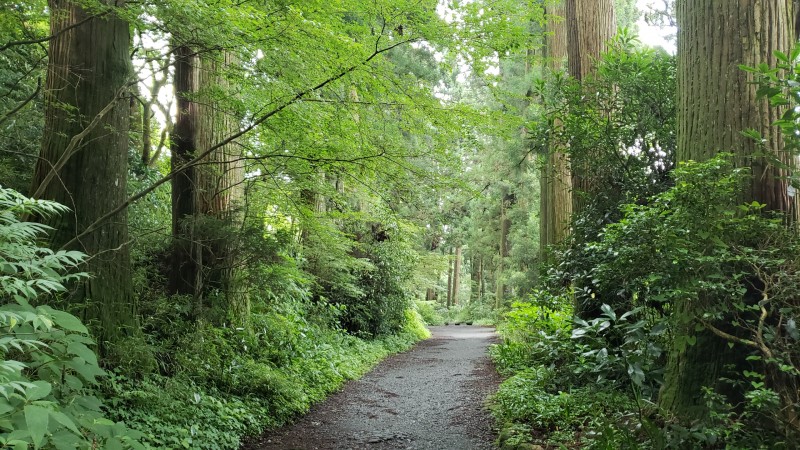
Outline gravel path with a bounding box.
[242,325,501,450]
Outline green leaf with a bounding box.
[50,410,81,435]
[44,309,88,334]
[67,341,98,367]
[105,437,124,450]
[600,304,616,321]
[24,404,50,449]
[25,381,51,402]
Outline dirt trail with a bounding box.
[242,326,501,450]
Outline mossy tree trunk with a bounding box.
[32,0,136,348]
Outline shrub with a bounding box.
[0,186,143,449]
[413,300,444,325]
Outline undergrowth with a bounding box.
[104,301,429,449]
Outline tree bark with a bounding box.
[470,255,482,302]
[452,246,462,306]
[169,44,200,299]
[566,0,616,215]
[495,192,513,308]
[32,0,135,348]
[169,46,246,321]
[446,247,454,308]
[540,1,573,256]
[195,51,246,322]
[662,0,797,422]
[676,0,797,217]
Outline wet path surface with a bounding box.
[242,326,500,450]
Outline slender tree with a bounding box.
[446,246,454,308]
[660,0,797,421]
[32,0,135,347]
[495,191,513,307]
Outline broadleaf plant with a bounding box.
[0,186,144,449]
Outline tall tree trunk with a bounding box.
[496,192,513,308]
[566,0,616,215]
[470,254,482,302]
[130,93,143,164]
[169,47,246,322]
[478,257,485,299]
[169,44,200,299]
[676,0,796,216]
[661,0,797,422]
[32,0,135,348]
[194,51,246,323]
[452,246,462,306]
[540,1,573,256]
[142,100,153,165]
[446,247,454,308]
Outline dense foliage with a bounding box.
[2,0,799,448]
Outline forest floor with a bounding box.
[241,325,501,450]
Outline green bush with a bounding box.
[493,369,635,448]
[402,308,432,340]
[0,186,143,449]
[107,290,427,449]
[413,300,444,325]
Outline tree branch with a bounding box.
[0,12,107,53]
[0,77,41,128]
[62,38,419,250]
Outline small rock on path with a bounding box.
[241,325,501,450]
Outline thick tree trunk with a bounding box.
[566,0,616,215]
[566,0,616,82]
[169,44,200,299]
[663,0,797,422]
[452,246,462,305]
[169,47,246,321]
[194,51,246,322]
[540,2,573,256]
[676,0,797,217]
[32,0,135,347]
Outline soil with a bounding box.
[241,325,501,450]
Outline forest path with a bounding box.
[242,326,501,450]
